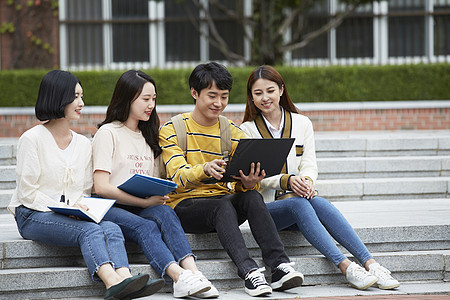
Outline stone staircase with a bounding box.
[0,130,449,299]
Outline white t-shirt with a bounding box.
[92,121,160,187]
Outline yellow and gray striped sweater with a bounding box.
[159,112,258,208]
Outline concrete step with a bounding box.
[317,155,450,179]
[0,165,15,189]
[0,140,16,166]
[315,130,450,158]
[2,199,449,266]
[2,199,449,269]
[1,156,449,189]
[1,130,449,163]
[316,177,450,201]
[1,174,448,212]
[2,221,449,270]
[3,199,450,266]
[0,189,12,214]
[1,198,448,298]
[1,250,449,299]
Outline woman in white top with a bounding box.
[8,70,163,300]
[92,70,217,299]
[240,65,400,291]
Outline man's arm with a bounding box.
[159,121,210,189]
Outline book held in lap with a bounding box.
[118,174,178,198]
[48,197,116,223]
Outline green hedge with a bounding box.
[0,64,449,107]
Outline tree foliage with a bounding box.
[181,0,377,65]
[0,0,59,69]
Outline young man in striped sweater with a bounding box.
[159,62,304,297]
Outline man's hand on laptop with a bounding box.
[233,162,266,189]
[204,159,227,180]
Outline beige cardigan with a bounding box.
[8,125,92,215]
[240,111,318,203]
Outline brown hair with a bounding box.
[242,65,299,122]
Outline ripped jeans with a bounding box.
[15,205,129,281]
[103,204,195,280]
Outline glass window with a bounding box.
[66,0,102,21]
[292,2,329,59]
[65,0,104,65]
[336,3,373,58]
[67,24,104,64]
[388,0,425,57]
[111,0,149,63]
[208,0,244,60]
[336,16,373,58]
[164,0,200,61]
[434,0,450,56]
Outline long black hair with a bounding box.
[98,70,161,158]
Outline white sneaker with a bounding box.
[369,263,400,289]
[345,262,378,290]
[191,271,219,298]
[244,267,272,297]
[173,269,211,298]
[192,285,219,299]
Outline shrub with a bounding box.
[0,64,448,107]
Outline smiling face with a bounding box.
[128,82,156,124]
[191,81,229,126]
[64,83,84,120]
[250,78,283,117]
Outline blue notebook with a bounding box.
[48,197,116,223]
[118,174,178,198]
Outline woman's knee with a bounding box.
[146,204,178,220]
[100,221,125,238]
[101,225,126,245]
[281,197,310,218]
[310,196,334,211]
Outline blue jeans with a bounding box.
[15,206,129,281]
[174,190,290,279]
[266,196,373,266]
[103,204,194,280]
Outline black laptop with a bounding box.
[202,138,295,183]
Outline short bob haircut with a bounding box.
[98,70,161,158]
[243,65,299,122]
[35,70,81,121]
[188,62,233,102]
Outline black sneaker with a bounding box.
[244,267,272,297]
[270,262,304,291]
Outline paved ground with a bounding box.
[58,282,450,299]
[311,296,450,299]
